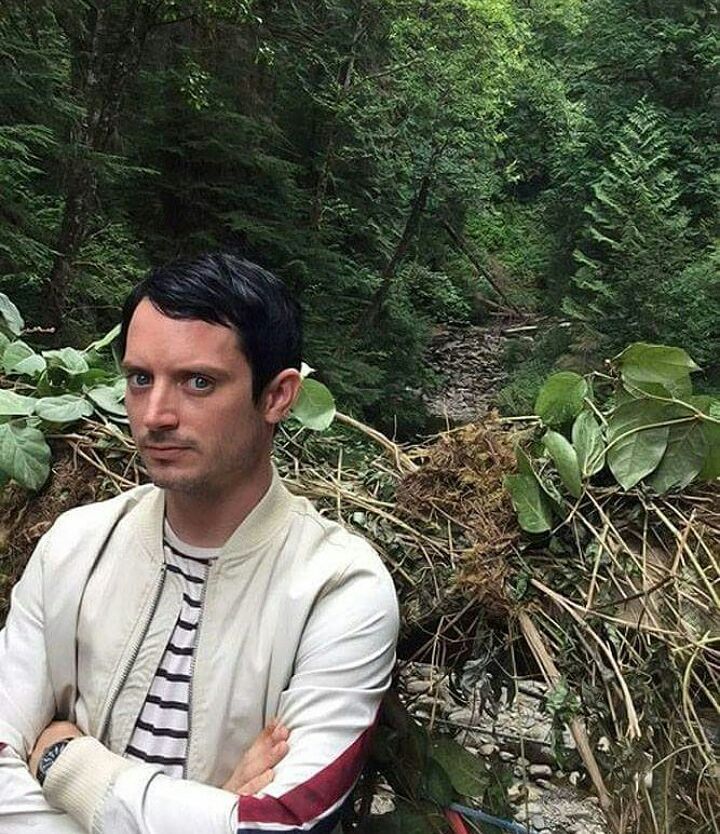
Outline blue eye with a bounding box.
[128,372,151,387]
[188,375,213,392]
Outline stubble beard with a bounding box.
[142,440,264,499]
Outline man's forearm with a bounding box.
[0,747,85,834]
[43,736,238,834]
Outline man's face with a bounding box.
[123,298,270,496]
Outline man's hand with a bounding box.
[223,720,289,796]
[29,721,83,779]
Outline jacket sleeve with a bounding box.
[0,537,85,833]
[43,545,399,834]
[236,548,399,833]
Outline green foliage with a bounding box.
[497,326,572,417]
[504,472,553,533]
[565,102,693,354]
[290,377,336,432]
[507,341,720,533]
[534,371,587,427]
[365,694,509,833]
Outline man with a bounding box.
[0,253,399,833]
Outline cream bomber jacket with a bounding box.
[0,472,399,834]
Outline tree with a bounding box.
[564,101,692,355]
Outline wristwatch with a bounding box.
[37,737,74,786]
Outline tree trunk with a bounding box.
[46,0,154,332]
[442,221,519,311]
[309,5,366,230]
[354,170,432,334]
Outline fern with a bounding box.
[565,100,692,354]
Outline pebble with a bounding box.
[535,778,553,789]
[517,680,548,699]
[403,659,611,834]
[448,707,475,725]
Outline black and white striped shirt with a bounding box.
[124,523,220,777]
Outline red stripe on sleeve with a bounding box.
[238,723,374,827]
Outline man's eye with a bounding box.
[128,372,151,387]
[188,375,213,392]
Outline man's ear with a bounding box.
[261,369,303,425]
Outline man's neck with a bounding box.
[164,462,273,548]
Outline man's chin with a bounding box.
[146,468,205,495]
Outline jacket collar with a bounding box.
[134,466,295,563]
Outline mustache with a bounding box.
[139,433,196,448]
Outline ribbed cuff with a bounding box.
[43,736,134,833]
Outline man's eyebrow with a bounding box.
[120,361,229,377]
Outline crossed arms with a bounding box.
[0,538,399,834]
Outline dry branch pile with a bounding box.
[0,411,718,834]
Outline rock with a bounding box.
[535,778,553,789]
[517,680,548,699]
[423,324,511,422]
[531,815,546,831]
[478,743,497,756]
[447,707,475,725]
[499,751,515,762]
[507,783,525,802]
[370,793,395,815]
[406,679,431,694]
[529,764,553,779]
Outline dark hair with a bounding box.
[119,253,302,402]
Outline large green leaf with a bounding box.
[544,430,583,498]
[42,347,90,376]
[86,379,127,417]
[0,423,51,490]
[606,400,679,489]
[0,293,24,336]
[696,399,720,481]
[535,371,588,427]
[572,411,606,476]
[35,394,94,424]
[616,343,699,399]
[429,736,489,798]
[505,473,553,533]
[420,758,454,806]
[290,378,336,431]
[84,323,121,354]
[699,420,720,480]
[0,389,37,417]
[3,341,46,376]
[645,419,707,493]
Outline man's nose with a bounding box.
[143,383,179,432]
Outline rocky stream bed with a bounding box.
[402,323,611,834]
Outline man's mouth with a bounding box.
[142,444,193,458]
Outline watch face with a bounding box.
[38,739,70,785]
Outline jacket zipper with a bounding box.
[98,566,167,744]
[184,565,210,778]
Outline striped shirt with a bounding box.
[124,523,220,777]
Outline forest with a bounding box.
[1,1,719,834]
[2,0,718,428]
